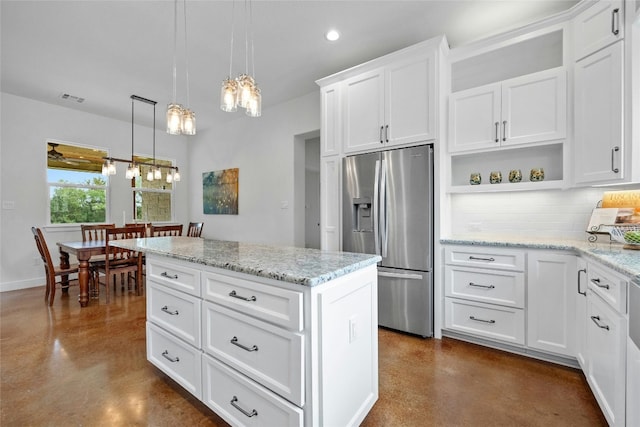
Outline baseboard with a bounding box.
[1,277,44,292]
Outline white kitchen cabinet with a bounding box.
[526,251,576,357]
[343,51,436,153]
[586,289,627,427]
[320,156,341,252]
[575,257,588,370]
[573,0,624,61]
[320,82,341,157]
[574,41,624,184]
[627,335,640,427]
[448,67,566,153]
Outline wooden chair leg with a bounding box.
[48,275,56,306]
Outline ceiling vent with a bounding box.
[59,93,85,103]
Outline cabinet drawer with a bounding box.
[147,256,201,297]
[148,281,201,347]
[444,266,524,308]
[202,354,303,427]
[202,302,305,406]
[147,322,202,399]
[444,246,524,271]
[444,298,525,345]
[202,271,303,331]
[587,262,627,314]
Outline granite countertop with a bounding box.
[111,236,381,287]
[441,235,640,281]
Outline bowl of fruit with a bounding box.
[610,225,640,249]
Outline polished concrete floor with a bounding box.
[1,285,606,426]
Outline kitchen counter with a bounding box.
[112,236,381,286]
[441,235,640,281]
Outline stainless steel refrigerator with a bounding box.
[343,144,433,337]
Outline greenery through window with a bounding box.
[47,142,109,224]
[132,157,174,222]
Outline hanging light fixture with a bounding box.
[220,0,261,117]
[167,0,196,135]
[102,95,182,182]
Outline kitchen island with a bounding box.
[112,236,381,427]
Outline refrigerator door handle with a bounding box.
[373,159,381,256]
[380,158,388,258]
[378,271,424,280]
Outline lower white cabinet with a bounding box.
[526,251,576,357]
[575,257,588,370]
[627,335,640,427]
[445,298,525,344]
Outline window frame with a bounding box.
[131,157,176,224]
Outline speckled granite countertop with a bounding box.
[112,236,381,287]
[441,235,640,281]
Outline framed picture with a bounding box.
[203,168,239,215]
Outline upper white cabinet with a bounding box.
[573,0,624,61]
[320,83,342,157]
[343,51,436,153]
[574,39,624,184]
[448,68,566,153]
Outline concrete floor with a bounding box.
[1,285,606,426]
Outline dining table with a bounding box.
[57,240,106,307]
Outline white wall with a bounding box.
[449,186,621,240]
[187,91,320,246]
[0,93,190,291]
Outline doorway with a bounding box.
[293,130,320,249]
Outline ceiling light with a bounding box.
[325,29,340,42]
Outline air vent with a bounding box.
[59,93,85,103]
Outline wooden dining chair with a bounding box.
[187,222,204,237]
[149,224,183,237]
[94,225,146,303]
[80,223,116,298]
[31,227,79,306]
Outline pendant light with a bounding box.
[167,0,196,135]
[220,0,261,117]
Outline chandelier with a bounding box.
[102,95,181,183]
[220,0,261,117]
[167,0,196,135]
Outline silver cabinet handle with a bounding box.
[161,305,179,316]
[230,336,259,352]
[161,272,178,280]
[469,256,495,262]
[161,350,179,363]
[230,396,258,418]
[591,278,610,290]
[577,268,587,296]
[229,290,256,302]
[469,282,495,290]
[385,124,389,143]
[380,126,384,144]
[590,315,610,330]
[502,120,507,141]
[611,146,620,173]
[495,122,500,142]
[470,316,495,324]
[611,8,620,36]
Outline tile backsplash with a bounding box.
[450,187,607,240]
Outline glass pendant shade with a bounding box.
[237,74,255,109]
[166,103,184,134]
[125,164,134,179]
[246,87,261,117]
[181,109,196,135]
[147,168,154,181]
[101,160,109,176]
[154,167,162,180]
[220,78,238,112]
[133,164,140,178]
[166,171,173,183]
[107,160,117,175]
[173,168,181,182]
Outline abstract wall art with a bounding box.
[203,168,239,215]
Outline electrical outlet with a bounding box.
[349,316,358,343]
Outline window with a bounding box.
[132,156,174,222]
[47,141,108,225]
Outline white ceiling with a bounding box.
[1,0,580,132]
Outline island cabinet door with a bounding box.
[202,353,303,427]
[202,302,305,407]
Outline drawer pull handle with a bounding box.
[494,122,499,142]
[590,315,610,331]
[469,256,495,262]
[611,8,620,36]
[469,316,495,324]
[229,290,256,302]
[161,306,179,316]
[160,272,179,280]
[469,282,495,290]
[161,350,179,363]
[591,278,610,290]
[231,336,259,352]
[230,396,258,418]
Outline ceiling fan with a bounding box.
[47,142,91,165]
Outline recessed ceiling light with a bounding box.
[325,29,340,42]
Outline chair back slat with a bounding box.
[105,226,146,260]
[187,222,204,237]
[31,227,54,273]
[150,224,183,237]
[81,224,115,242]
